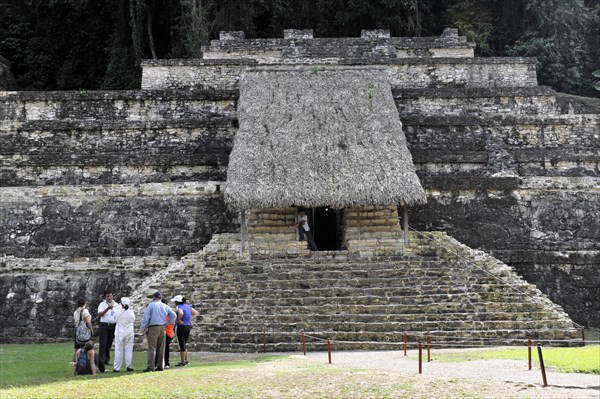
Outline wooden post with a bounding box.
[302,333,307,355]
[327,338,332,364]
[403,204,409,245]
[403,331,408,356]
[427,333,431,362]
[528,336,532,370]
[263,333,267,353]
[537,343,548,387]
[418,340,422,374]
[240,209,246,255]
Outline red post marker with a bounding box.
[427,333,431,363]
[537,343,548,387]
[327,338,332,364]
[302,333,307,356]
[263,333,267,353]
[404,331,408,356]
[418,340,422,374]
[528,336,532,370]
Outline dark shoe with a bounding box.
[155,368,164,371]
[184,361,189,365]
[126,367,134,372]
[143,367,154,372]
[175,362,187,367]
[113,369,120,373]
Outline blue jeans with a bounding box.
[298,227,318,251]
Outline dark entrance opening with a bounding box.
[311,207,339,251]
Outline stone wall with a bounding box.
[344,206,404,255]
[202,28,475,61]
[0,257,169,343]
[142,58,537,91]
[403,114,599,177]
[0,182,236,258]
[394,87,558,116]
[246,208,307,256]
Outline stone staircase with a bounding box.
[129,232,580,352]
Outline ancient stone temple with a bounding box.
[0,29,598,348]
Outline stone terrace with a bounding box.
[129,232,579,352]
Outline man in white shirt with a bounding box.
[295,209,318,251]
[97,290,120,366]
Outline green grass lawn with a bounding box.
[429,345,600,374]
[1,343,598,399]
[0,343,293,399]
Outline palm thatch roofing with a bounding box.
[225,66,427,209]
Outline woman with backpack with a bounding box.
[73,298,93,352]
[73,341,105,375]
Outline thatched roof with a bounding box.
[225,66,427,209]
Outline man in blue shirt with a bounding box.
[141,292,177,372]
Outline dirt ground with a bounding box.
[194,349,600,399]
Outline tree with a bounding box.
[505,0,599,96]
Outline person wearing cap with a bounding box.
[171,295,199,367]
[141,292,177,372]
[113,297,135,372]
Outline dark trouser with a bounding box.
[98,323,115,364]
[176,325,192,352]
[298,227,318,251]
[147,325,165,370]
[157,335,173,367]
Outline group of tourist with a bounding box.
[72,290,198,375]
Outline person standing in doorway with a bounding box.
[171,295,199,367]
[295,209,318,251]
[97,290,120,366]
[141,292,176,372]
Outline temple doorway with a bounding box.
[311,206,340,250]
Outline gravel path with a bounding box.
[303,350,600,398]
[194,349,600,398]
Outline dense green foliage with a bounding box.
[0,0,598,96]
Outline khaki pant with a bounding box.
[146,325,165,370]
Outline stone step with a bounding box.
[186,327,579,352]
[198,300,548,314]
[198,287,537,301]
[199,310,557,324]
[206,266,492,280]
[194,317,569,333]
[197,278,528,292]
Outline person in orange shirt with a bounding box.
[164,313,175,369]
